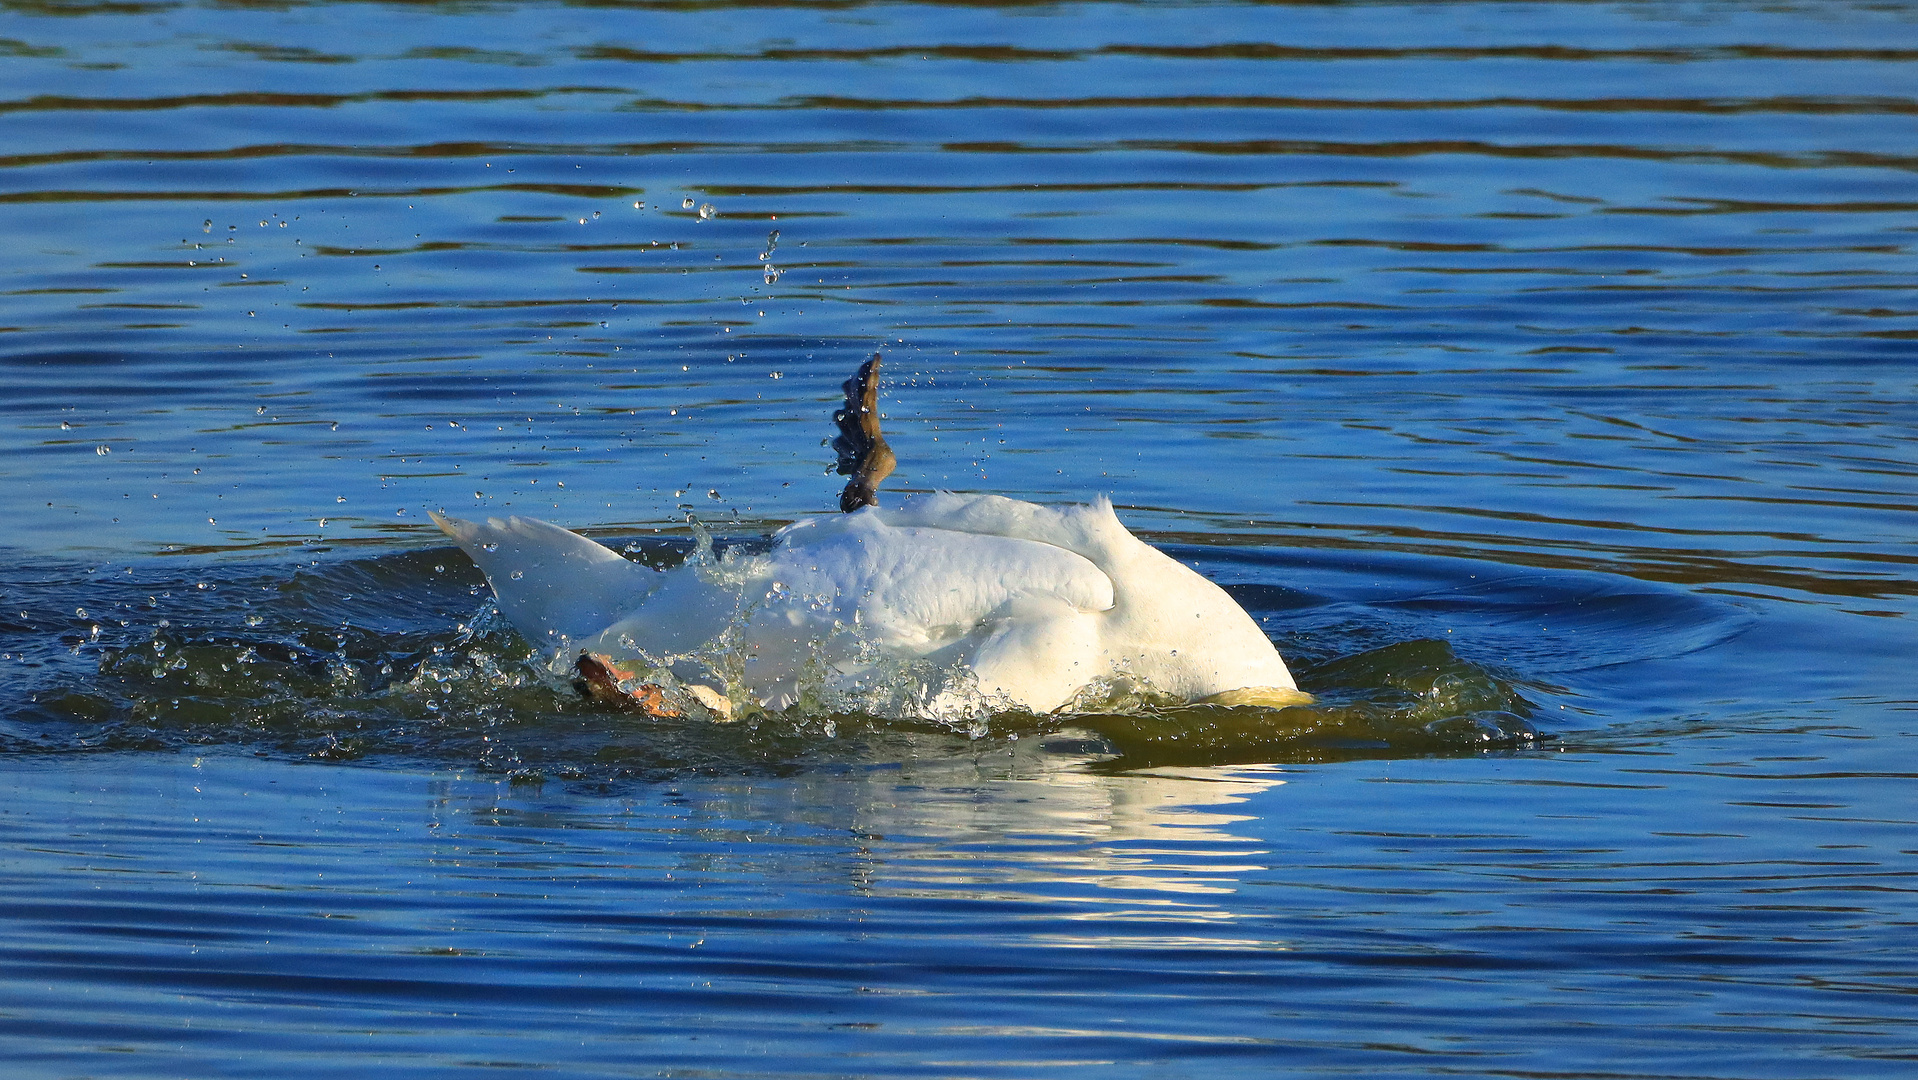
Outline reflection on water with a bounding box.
[844,751,1287,902]
[4,0,1917,1075]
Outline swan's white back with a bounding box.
[433,492,1297,716]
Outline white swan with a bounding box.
[431,357,1303,718]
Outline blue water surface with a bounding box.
[2,0,1916,1076]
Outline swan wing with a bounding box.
[430,511,655,646]
[868,493,1300,698]
[773,511,1112,649]
[742,513,1113,711]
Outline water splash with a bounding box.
[1,537,1582,775]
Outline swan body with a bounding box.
[431,491,1301,716]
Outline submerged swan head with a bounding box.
[433,355,1304,719]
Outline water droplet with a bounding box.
[60,421,70,430]
[94,445,110,456]
[698,203,716,220]
[75,607,87,618]
[509,570,524,580]
[681,197,694,209]
[245,614,264,627]
[707,489,720,500]
[763,265,781,285]
[481,542,499,552]
[336,496,346,502]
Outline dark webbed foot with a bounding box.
[831,353,895,512]
[573,652,682,717]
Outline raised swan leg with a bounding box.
[831,353,895,511]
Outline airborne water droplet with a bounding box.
[481,542,499,552]
[509,570,524,580]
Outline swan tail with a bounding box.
[430,510,655,646]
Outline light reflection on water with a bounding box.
[845,760,1286,901]
[3,0,1917,1074]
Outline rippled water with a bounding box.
[4,1,1916,1075]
